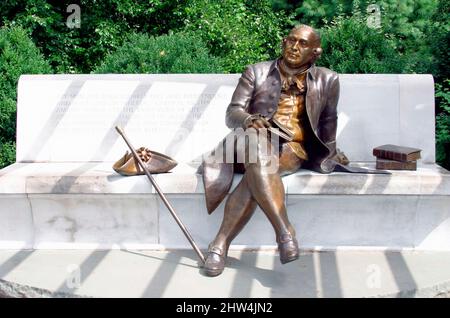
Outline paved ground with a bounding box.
[0,249,449,298]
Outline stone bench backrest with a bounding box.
[16,74,435,164]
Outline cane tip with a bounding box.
[115,126,124,135]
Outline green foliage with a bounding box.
[95,32,223,74]
[426,0,450,81]
[271,0,439,33]
[2,0,82,73]
[428,2,450,168]
[0,141,16,169]
[180,0,288,73]
[289,0,351,27]
[0,25,51,168]
[436,80,450,169]
[1,0,186,73]
[318,15,406,73]
[376,0,438,74]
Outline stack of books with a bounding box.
[373,144,421,171]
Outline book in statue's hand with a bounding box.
[373,144,421,162]
[376,158,417,171]
[268,117,294,142]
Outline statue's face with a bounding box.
[282,28,319,69]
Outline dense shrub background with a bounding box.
[436,80,450,169]
[318,14,407,74]
[0,0,186,73]
[178,0,288,73]
[0,26,51,168]
[0,0,448,169]
[95,32,223,74]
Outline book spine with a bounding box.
[373,149,407,161]
[376,159,417,170]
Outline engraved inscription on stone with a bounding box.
[17,76,239,162]
[54,91,227,135]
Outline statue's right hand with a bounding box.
[245,117,271,130]
[250,119,269,129]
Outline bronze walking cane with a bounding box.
[115,126,206,265]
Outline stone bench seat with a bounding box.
[0,162,448,195]
[0,73,449,251]
[1,161,449,251]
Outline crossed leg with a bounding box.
[209,173,257,254]
[204,142,303,276]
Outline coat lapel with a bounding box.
[306,66,320,133]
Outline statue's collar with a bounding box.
[269,59,316,81]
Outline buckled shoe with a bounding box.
[277,233,299,264]
[203,245,226,277]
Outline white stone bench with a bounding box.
[0,74,449,251]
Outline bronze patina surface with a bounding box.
[202,25,340,277]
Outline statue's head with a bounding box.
[281,24,322,69]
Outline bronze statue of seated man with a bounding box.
[201,24,341,277]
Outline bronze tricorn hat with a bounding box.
[113,147,178,176]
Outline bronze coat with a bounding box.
[202,59,340,214]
